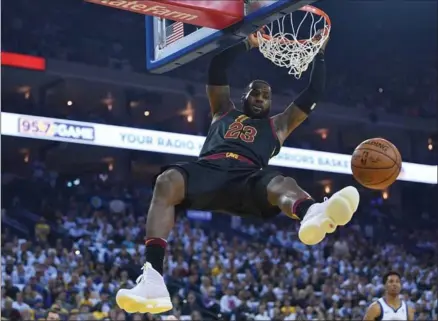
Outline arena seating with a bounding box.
[1,165,437,321]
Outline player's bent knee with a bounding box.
[266,176,301,203]
[267,175,298,194]
[282,177,298,188]
[266,175,286,198]
[153,169,185,204]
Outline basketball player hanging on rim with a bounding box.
[116,31,360,314]
[363,271,415,321]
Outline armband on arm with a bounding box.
[294,52,326,114]
[272,51,327,142]
[208,39,251,86]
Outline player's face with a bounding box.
[385,275,401,295]
[242,81,272,118]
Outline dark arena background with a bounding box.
[1,0,437,320]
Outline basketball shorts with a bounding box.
[156,154,283,219]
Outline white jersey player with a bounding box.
[363,271,415,321]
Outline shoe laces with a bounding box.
[303,197,328,222]
[135,264,148,284]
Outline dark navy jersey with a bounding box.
[199,109,281,168]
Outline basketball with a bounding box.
[351,138,402,190]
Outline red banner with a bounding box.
[1,52,46,71]
[85,0,244,29]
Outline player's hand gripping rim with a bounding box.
[247,30,261,48]
[313,29,329,53]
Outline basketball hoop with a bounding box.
[256,5,331,79]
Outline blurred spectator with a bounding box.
[333,238,350,258]
[220,287,241,318]
[2,297,22,321]
[4,278,20,300]
[180,292,201,315]
[35,217,51,244]
[12,292,31,312]
[46,310,61,321]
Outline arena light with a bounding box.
[316,128,328,140]
[1,112,437,185]
[17,86,32,100]
[182,100,194,123]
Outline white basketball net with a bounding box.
[257,6,331,79]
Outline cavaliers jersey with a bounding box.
[199,109,281,168]
[376,298,408,320]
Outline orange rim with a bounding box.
[257,5,331,45]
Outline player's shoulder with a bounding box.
[212,108,236,122]
[368,300,383,313]
[363,300,383,321]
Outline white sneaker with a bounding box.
[116,262,172,314]
[299,186,360,245]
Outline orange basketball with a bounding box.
[351,138,402,190]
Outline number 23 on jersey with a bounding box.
[224,122,258,143]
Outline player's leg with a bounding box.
[260,174,359,245]
[265,175,313,220]
[116,168,185,314]
[146,169,185,273]
[116,161,233,314]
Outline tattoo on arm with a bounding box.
[206,85,233,118]
[272,103,309,144]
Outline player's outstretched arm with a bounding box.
[363,302,382,321]
[272,34,328,144]
[207,37,254,119]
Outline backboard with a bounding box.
[145,0,317,74]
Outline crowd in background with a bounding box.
[2,1,437,320]
[2,162,437,321]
